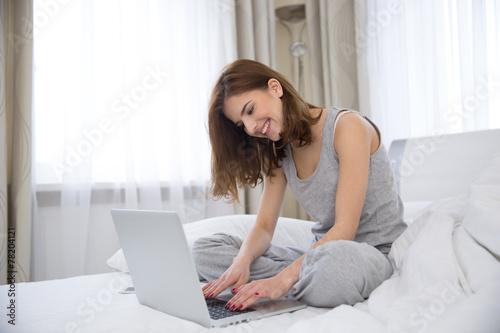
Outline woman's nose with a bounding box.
[243,119,258,135]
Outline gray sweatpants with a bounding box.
[192,233,393,308]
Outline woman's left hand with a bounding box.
[225,272,295,311]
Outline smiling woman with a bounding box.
[207,59,321,203]
[197,59,407,312]
[224,79,284,141]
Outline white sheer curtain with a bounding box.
[34,0,237,281]
[354,0,500,147]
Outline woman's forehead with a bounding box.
[223,90,258,120]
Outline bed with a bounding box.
[2,129,500,333]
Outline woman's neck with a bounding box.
[290,108,326,149]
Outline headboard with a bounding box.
[388,129,500,202]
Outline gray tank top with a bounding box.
[281,107,407,254]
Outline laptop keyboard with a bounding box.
[206,298,256,320]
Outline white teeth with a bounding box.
[261,120,269,135]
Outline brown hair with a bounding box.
[208,59,321,202]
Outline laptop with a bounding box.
[111,209,307,328]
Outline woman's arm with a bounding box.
[236,166,288,264]
[202,165,288,298]
[226,113,376,310]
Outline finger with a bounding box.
[206,277,235,299]
[202,280,216,293]
[226,284,260,311]
[202,278,220,293]
[203,279,225,298]
[231,276,249,294]
[237,292,262,311]
[228,289,261,311]
[229,281,251,300]
[225,286,245,308]
[204,282,222,298]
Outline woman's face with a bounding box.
[223,79,284,142]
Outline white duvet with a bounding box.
[2,155,500,332]
[290,196,500,333]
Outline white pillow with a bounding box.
[107,214,313,272]
[462,152,500,258]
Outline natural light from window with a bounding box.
[33,0,228,185]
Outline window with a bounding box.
[34,0,235,185]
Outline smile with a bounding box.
[261,119,270,135]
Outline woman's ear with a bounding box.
[268,78,283,98]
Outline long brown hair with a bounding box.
[208,59,321,202]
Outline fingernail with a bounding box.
[225,303,230,309]
[255,292,259,296]
[238,305,243,310]
[230,305,236,311]
[231,288,236,293]
[208,293,214,298]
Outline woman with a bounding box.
[192,59,407,311]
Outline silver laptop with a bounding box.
[111,209,307,328]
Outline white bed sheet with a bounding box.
[1,272,328,333]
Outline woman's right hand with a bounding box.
[202,256,251,299]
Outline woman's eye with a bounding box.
[248,106,254,115]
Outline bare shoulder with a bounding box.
[333,112,380,155]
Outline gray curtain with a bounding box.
[306,0,359,110]
[233,0,276,215]
[0,0,34,284]
[235,0,276,68]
